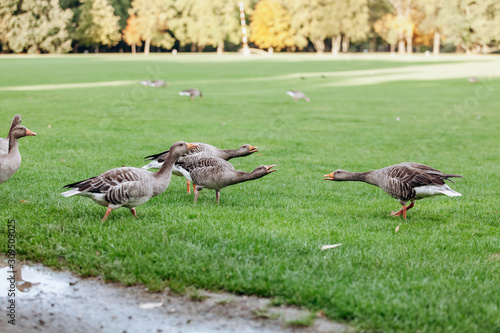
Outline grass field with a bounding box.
[1,54,499,332]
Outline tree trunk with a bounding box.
[132,43,136,54]
[313,39,325,54]
[398,39,405,54]
[390,43,396,54]
[341,35,350,53]
[331,35,341,55]
[217,42,223,55]
[268,46,273,55]
[369,36,376,52]
[433,31,440,55]
[94,45,99,53]
[144,38,151,55]
[406,25,413,54]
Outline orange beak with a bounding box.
[265,165,277,173]
[186,143,198,150]
[323,172,334,180]
[249,145,259,153]
[25,129,36,136]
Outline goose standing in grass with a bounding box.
[286,90,310,102]
[62,142,197,221]
[1,114,36,184]
[179,88,202,101]
[142,143,259,193]
[176,157,276,203]
[324,162,462,219]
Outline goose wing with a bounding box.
[177,158,234,185]
[144,143,217,162]
[63,167,144,205]
[383,163,461,201]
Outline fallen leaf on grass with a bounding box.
[395,224,401,233]
[320,244,342,250]
[139,302,163,309]
[20,200,30,203]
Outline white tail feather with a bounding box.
[179,92,190,96]
[61,189,81,197]
[141,160,162,169]
[414,184,462,199]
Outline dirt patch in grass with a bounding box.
[0,260,348,333]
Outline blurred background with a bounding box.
[1,0,499,56]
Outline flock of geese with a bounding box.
[1,114,462,221]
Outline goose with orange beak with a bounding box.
[62,142,197,221]
[324,163,462,219]
[1,114,36,184]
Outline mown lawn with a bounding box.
[1,54,499,332]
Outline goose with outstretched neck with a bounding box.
[62,141,197,221]
[142,142,259,193]
[0,114,36,184]
[177,157,276,203]
[324,162,462,219]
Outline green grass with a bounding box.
[1,54,499,332]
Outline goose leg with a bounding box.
[186,180,191,194]
[215,189,220,204]
[391,204,408,219]
[194,187,200,202]
[102,206,112,222]
[193,183,197,194]
[130,208,137,218]
[190,95,194,102]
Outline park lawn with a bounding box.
[0,54,499,332]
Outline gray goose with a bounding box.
[179,88,202,101]
[0,114,36,184]
[176,157,276,203]
[324,162,462,219]
[142,142,259,193]
[62,142,197,221]
[286,90,310,102]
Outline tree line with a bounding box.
[1,0,499,55]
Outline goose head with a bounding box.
[324,169,349,181]
[10,125,36,139]
[252,164,277,178]
[169,141,198,158]
[239,144,259,155]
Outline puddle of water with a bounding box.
[0,257,344,333]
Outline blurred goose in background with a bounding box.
[143,142,259,193]
[140,80,152,87]
[149,80,168,87]
[468,77,478,83]
[176,157,276,203]
[62,142,197,221]
[0,114,36,184]
[179,88,202,101]
[286,90,310,102]
[324,162,462,219]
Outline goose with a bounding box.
[140,80,152,87]
[142,143,259,193]
[179,89,202,101]
[286,90,310,102]
[0,114,36,184]
[176,157,276,203]
[149,80,168,88]
[62,141,197,221]
[324,162,462,219]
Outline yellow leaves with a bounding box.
[122,14,142,46]
[249,0,294,51]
